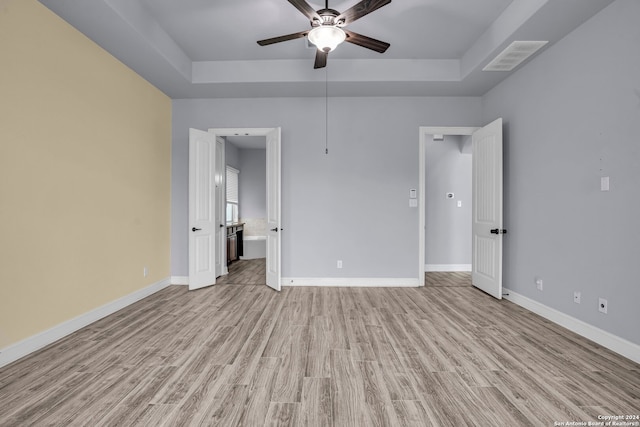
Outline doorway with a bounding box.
[423,133,473,273]
[418,121,504,299]
[188,127,281,291]
[208,128,282,292]
[225,134,267,282]
[418,127,478,286]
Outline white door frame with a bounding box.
[207,127,281,288]
[418,127,479,286]
[215,137,226,277]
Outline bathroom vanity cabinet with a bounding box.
[226,223,244,265]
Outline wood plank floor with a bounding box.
[1,264,638,426]
[425,271,471,287]
[216,258,266,286]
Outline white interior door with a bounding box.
[472,118,504,299]
[214,137,225,277]
[265,127,282,291]
[188,129,217,291]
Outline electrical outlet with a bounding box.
[573,291,581,304]
[535,277,543,291]
[598,298,608,314]
[337,260,343,269]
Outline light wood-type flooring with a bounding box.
[216,258,267,286]
[1,261,638,426]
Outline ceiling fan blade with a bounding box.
[257,30,309,46]
[314,49,328,69]
[288,0,322,22]
[344,30,390,53]
[337,0,391,25]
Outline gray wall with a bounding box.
[225,141,240,169]
[238,148,266,220]
[482,0,640,345]
[171,97,482,278]
[425,135,472,266]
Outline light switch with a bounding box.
[457,200,462,208]
[601,176,610,191]
[409,189,417,199]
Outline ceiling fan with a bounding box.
[257,0,391,69]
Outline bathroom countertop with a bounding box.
[226,222,245,228]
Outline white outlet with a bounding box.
[143,267,149,277]
[573,291,581,304]
[337,260,343,269]
[535,278,543,291]
[598,298,608,314]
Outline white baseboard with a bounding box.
[0,277,172,369]
[171,276,189,285]
[504,288,640,364]
[425,264,472,272]
[282,277,419,287]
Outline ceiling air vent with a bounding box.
[483,41,548,71]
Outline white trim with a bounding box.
[418,126,480,287]
[208,128,275,137]
[282,277,419,287]
[504,288,640,364]
[0,277,172,369]
[425,264,472,272]
[171,276,190,285]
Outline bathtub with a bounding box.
[241,235,266,260]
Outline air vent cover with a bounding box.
[483,41,548,71]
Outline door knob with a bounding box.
[192,227,201,232]
[270,227,278,232]
[490,228,507,234]
[220,224,224,228]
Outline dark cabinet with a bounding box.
[226,223,244,265]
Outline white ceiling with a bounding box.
[39,0,613,99]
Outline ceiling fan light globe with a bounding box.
[308,26,346,52]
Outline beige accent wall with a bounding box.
[0,0,171,348]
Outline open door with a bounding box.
[265,127,282,291]
[188,129,217,290]
[472,118,504,299]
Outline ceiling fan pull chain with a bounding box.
[325,66,329,155]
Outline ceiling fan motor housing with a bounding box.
[311,9,343,27]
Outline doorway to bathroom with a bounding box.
[188,127,281,292]
[219,127,282,292]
